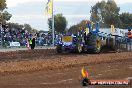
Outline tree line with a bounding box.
[0,0,12,23]
[0,0,38,33]
[48,0,132,34]
[1,0,132,34]
[90,0,132,29]
[7,23,38,33]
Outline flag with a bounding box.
[45,0,52,15]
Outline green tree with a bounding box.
[68,20,90,34]
[120,12,132,29]
[8,22,38,33]
[48,14,67,33]
[8,23,22,29]
[23,24,38,33]
[90,0,120,27]
[68,25,79,34]
[0,0,6,11]
[0,0,12,23]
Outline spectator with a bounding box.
[31,35,36,49]
[29,38,33,49]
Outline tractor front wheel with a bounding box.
[56,45,62,53]
[76,44,82,53]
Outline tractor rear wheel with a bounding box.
[87,34,101,54]
[56,45,62,53]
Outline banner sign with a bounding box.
[10,42,20,47]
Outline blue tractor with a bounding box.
[56,22,101,53]
[56,33,84,53]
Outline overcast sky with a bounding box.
[6,0,132,31]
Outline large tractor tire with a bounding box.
[87,33,97,45]
[87,34,101,53]
[56,45,62,53]
[82,46,87,53]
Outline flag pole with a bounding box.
[52,0,55,47]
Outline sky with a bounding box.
[6,0,132,31]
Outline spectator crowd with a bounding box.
[0,23,61,47]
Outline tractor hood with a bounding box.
[62,36,73,46]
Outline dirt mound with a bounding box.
[0,49,131,74]
[0,49,56,62]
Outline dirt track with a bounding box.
[0,49,131,88]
